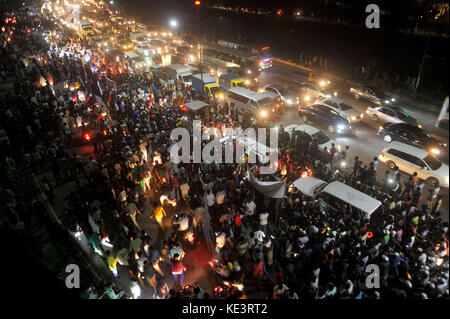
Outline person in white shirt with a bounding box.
[204,189,215,207]
[253,230,265,243]
[244,199,256,216]
[125,201,141,230]
[259,212,269,234]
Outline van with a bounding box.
[226,87,278,120]
[378,141,449,187]
[293,176,382,218]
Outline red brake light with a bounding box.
[381,152,384,157]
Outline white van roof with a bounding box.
[228,87,269,102]
[385,141,429,159]
[125,52,140,58]
[184,100,209,111]
[322,181,382,215]
[293,177,382,215]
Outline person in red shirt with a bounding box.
[171,253,186,287]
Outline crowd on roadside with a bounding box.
[0,3,448,300]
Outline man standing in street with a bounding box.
[259,211,269,234]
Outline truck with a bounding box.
[165,63,193,86]
[80,21,94,36]
[192,74,224,99]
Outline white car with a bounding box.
[365,105,422,127]
[316,96,363,123]
[378,141,449,187]
[135,44,152,56]
[284,124,339,153]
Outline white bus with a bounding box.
[437,96,449,129]
[226,87,278,120]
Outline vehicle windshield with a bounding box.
[339,103,353,111]
[408,126,432,140]
[237,81,247,88]
[312,131,330,145]
[181,74,192,83]
[210,86,221,95]
[258,97,274,107]
[423,154,442,170]
[277,87,290,96]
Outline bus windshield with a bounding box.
[210,86,221,95]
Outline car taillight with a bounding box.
[381,152,384,157]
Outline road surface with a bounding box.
[258,60,449,221]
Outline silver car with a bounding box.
[366,105,422,127]
[316,96,363,123]
[349,86,381,105]
[264,85,299,107]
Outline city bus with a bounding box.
[201,42,261,76]
[217,40,273,69]
[436,96,449,129]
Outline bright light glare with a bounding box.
[169,19,178,27]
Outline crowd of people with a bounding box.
[0,2,448,300]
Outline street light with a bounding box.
[169,19,178,28]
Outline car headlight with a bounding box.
[445,176,449,186]
[391,98,396,102]
[431,148,440,155]
[287,99,292,104]
[327,80,330,84]
[385,100,390,104]
[304,95,311,102]
[247,70,251,74]
[337,124,346,130]
[360,113,364,118]
[260,110,267,117]
[351,116,356,121]
[319,81,326,87]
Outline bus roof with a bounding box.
[203,42,258,58]
[228,87,268,101]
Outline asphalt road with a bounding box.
[258,60,449,221]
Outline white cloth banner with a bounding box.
[248,169,286,199]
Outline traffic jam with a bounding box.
[2,0,448,301]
